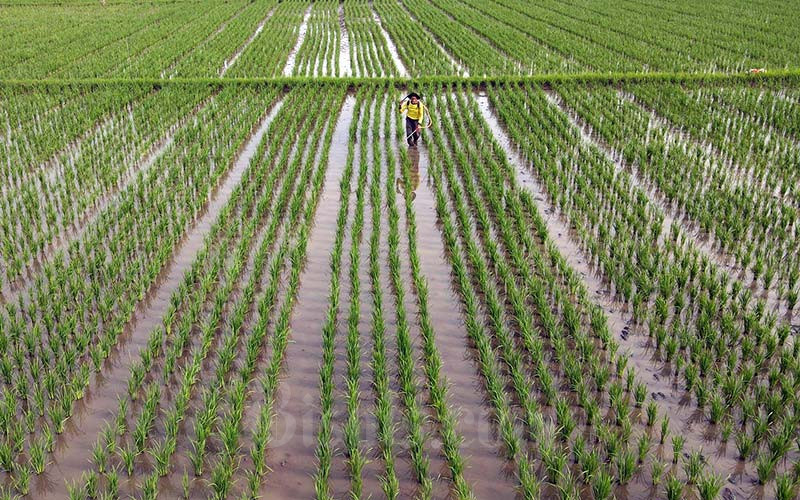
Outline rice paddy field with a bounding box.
[2,0,800,498]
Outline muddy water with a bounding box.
[474,93,758,496]
[220,6,277,76]
[38,97,286,500]
[283,6,313,77]
[338,4,352,77]
[260,95,354,499]
[408,136,519,498]
[369,8,408,78]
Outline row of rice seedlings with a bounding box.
[384,97,438,497]
[539,83,800,474]
[225,1,309,78]
[423,95,542,498]
[184,88,338,500]
[367,91,399,498]
[170,1,279,78]
[430,89,623,496]
[292,0,339,77]
[342,0,398,77]
[0,86,139,184]
[65,88,304,497]
[488,82,800,494]
[0,86,279,492]
[242,83,343,498]
[389,93,473,499]
[314,87,366,499]
[646,83,799,203]
[438,88,684,495]
[341,86,375,498]
[0,85,207,286]
[704,85,800,149]
[370,0,454,75]
[557,82,798,309]
[445,87,663,496]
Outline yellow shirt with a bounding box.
[400,101,425,121]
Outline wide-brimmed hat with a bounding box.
[407,92,421,99]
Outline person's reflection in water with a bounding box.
[397,147,421,201]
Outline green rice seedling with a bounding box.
[43,424,54,453]
[756,453,776,484]
[0,442,12,471]
[83,470,98,498]
[735,431,754,460]
[556,468,581,500]
[753,414,769,442]
[720,419,733,441]
[697,472,725,500]
[541,441,567,484]
[189,437,205,476]
[580,449,601,483]
[775,472,796,500]
[92,441,107,473]
[28,438,46,474]
[709,392,726,424]
[66,481,85,500]
[616,450,637,484]
[572,435,586,465]
[660,415,670,444]
[210,457,234,500]
[651,459,665,486]
[665,474,683,500]
[646,402,658,426]
[672,435,685,463]
[118,444,136,476]
[634,383,647,407]
[12,463,30,495]
[592,470,613,500]
[555,397,575,440]
[638,434,652,463]
[141,473,158,500]
[149,438,175,477]
[106,467,119,499]
[684,450,704,484]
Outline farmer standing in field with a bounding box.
[399,92,425,147]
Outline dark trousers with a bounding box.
[406,117,420,146]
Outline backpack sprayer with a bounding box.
[399,92,433,141]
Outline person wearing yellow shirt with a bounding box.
[399,92,425,147]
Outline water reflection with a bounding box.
[397,146,421,201]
